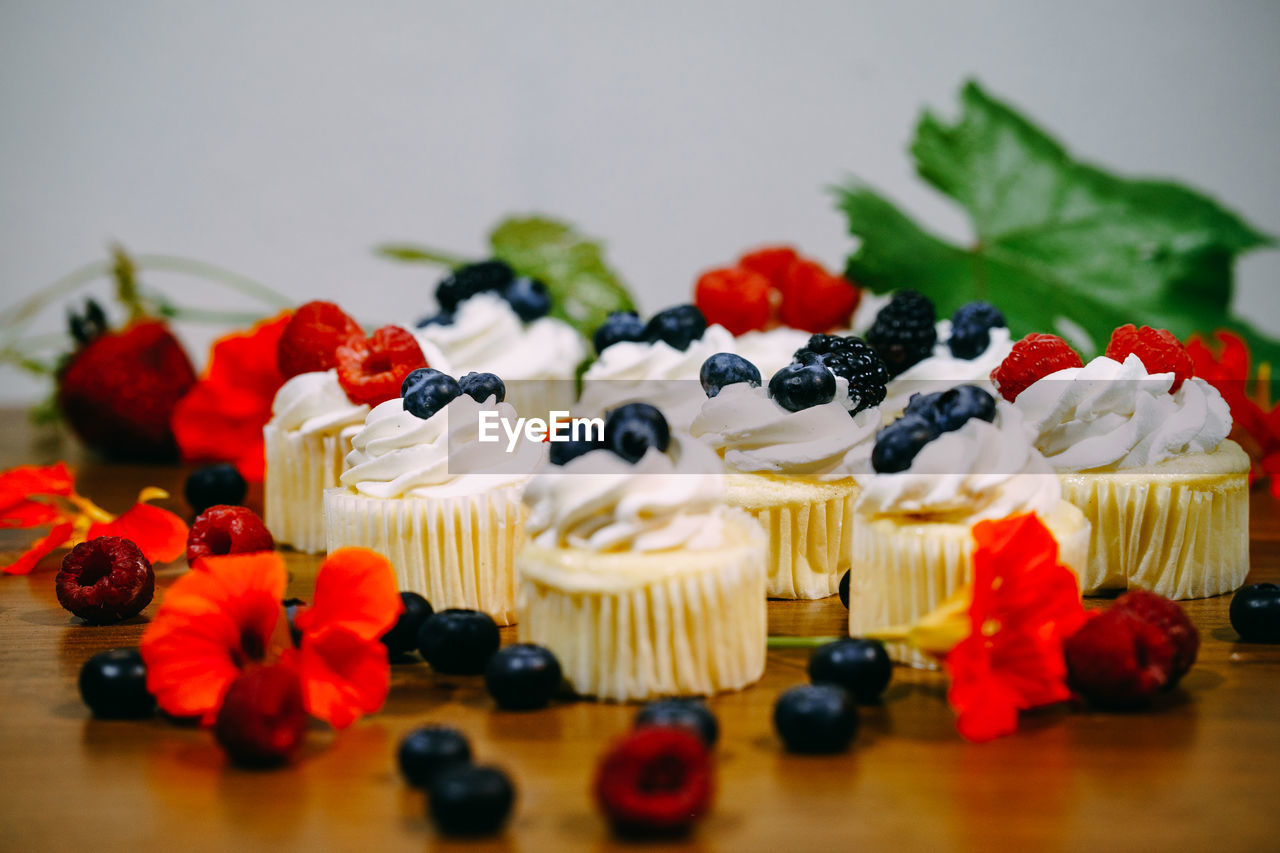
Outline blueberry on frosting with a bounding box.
[700,352,761,398]
[904,384,996,433]
[592,310,647,354]
[603,403,671,463]
[871,414,941,473]
[768,363,836,413]
[643,304,707,351]
[458,372,506,405]
[502,277,551,322]
[401,368,462,420]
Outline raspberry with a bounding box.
[738,245,799,286]
[693,267,771,335]
[213,664,307,767]
[187,505,275,565]
[793,334,889,415]
[335,325,429,406]
[865,290,938,377]
[990,333,1084,402]
[55,536,155,624]
[276,301,363,380]
[1111,589,1199,686]
[1104,324,1194,393]
[594,727,712,837]
[777,260,860,333]
[1063,609,1175,709]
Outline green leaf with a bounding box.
[488,216,636,337]
[837,80,1278,368]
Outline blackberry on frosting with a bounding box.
[866,290,937,377]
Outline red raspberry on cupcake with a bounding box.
[336,325,429,406]
[1104,324,1194,393]
[277,300,364,379]
[990,333,1085,402]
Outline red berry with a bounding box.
[277,300,364,380]
[693,267,771,335]
[738,246,799,287]
[593,727,713,837]
[57,320,197,461]
[1104,324,1194,393]
[1111,589,1199,686]
[214,664,307,767]
[777,259,860,333]
[187,505,275,565]
[335,325,429,406]
[991,333,1084,402]
[1063,608,1175,708]
[55,536,155,624]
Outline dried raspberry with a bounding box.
[55,536,155,624]
[693,267,771,335]
[991,333,1084,402]
[737,246,799,286]
[594,727,712,837]
[1063,608,1175,709]
[214,664,307,767]
[187,505,275,565]
[777,260,860,333]
[1112,589,1199,686]
[277,301,363,380]
[335,325,428,406]
[1104,324,1194,393]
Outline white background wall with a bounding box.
[2,0,1277,402]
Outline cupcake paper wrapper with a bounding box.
[263,423,354,554]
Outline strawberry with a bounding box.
[57,319,197,461]
[1104,324,1194,393]
[777,259,860,332]
[594,727,712,837]
[738,246,799,286]
[693,267,771,335]
[990,333,1084,402]
[335,325,428,406]
[277,300,363,380]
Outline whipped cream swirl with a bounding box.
[270,370,369,436]
[690,382,878,479]
[414,292,585,380]
[880,321,1014,417]
[524,437,728,553]
[1014,354,1231,472]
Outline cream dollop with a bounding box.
[689,382,877,479]
[1013,353,1231,472]
[523,437,728,553]
[732,327,812,381]
[880,321,1014,417]
[269,370,369,436]
[856,404,1062,521]
[340,393,544,498]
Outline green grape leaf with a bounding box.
[837,80,1277,367]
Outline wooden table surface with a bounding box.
[2,410,1278,853]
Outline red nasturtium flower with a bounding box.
[1,462,187,575]
[170,312,292,483]
[140,548,401,728]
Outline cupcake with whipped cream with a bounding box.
[415,260,586,419]
[518,403,768,701]
[848,388,1090,668]
[324,369,543,625]
[1000,326,1249,599]
[690,339,887,599]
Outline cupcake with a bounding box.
[518,404,768,701]
[689,338,887,599]
[1000,326,1249,599]
[415,261,586,419]
[324,369,544,625]
[848,389,1090,668]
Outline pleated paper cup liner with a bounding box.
[263,423,355,554]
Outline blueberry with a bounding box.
[397,725,472,788]
[933,385,997,432]
[459,372,506,405]
[283,597,307,646]
[436,259,514,312]
[644,304,707,351]
[401,368,461,420]
[871,415,941,474]
[417,609,501,675]
[593,311,647,354]
[382,592,434,657]
[808,638,892,704]
[768,363,836,412]
[184,463,247,515]
[634,699,719,747]
[502,276,552,322]
[838,570,850,610]
[903,391,945,421]
[428,764,516,837]
[603,403,670,464]
[416,311,455,329]
[699,352,761,398]
[1230,583,1280,643]
[951,301,1006,331]
[79,648,154,719]
[550,437,603,466]
[484,644,562,711]
[773,684,858,754]
[947,321,991,360]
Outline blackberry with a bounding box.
[792,335,889,415]
[435,260,515,312]
[866,290,937,377]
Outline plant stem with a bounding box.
[134,255,292,309]
[374,243,468,268]
[767,636,842,650]
[0,259,112,343]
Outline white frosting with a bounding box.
[880,321,1014,416]
[523,437,728,553]
[340,393,544,498]
[1013,354,1232,472]
[269,370,369,436]
[414,292,586,381]
[732,327,812,381]
[844,290,894,336]
[689,382,877,479]
[856,404,1062,522]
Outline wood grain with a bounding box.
[1,412,1278,852]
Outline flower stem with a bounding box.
[767,636,842,649]
[374,242,468,268]
[134,255,292,309]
